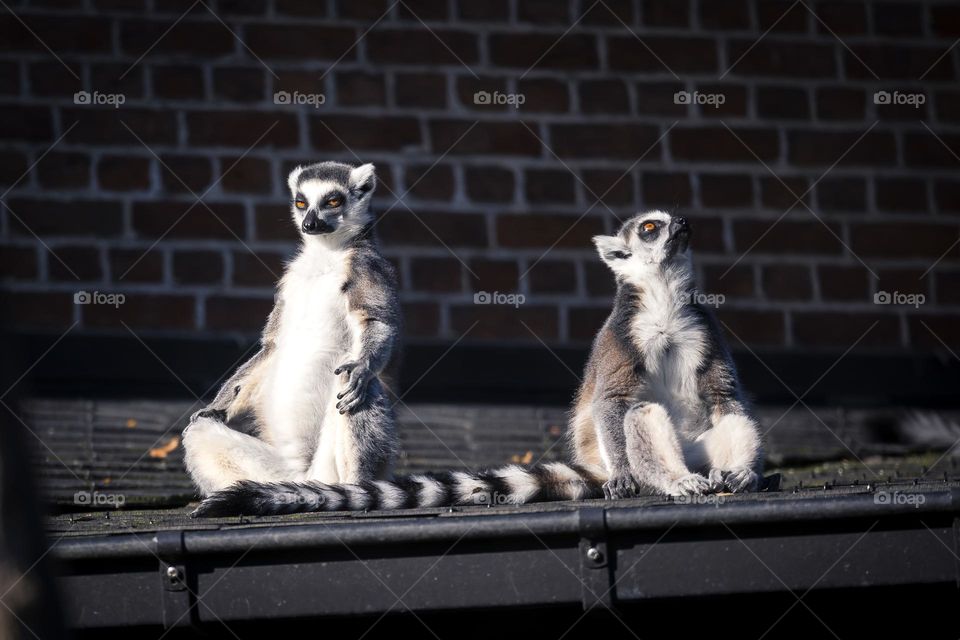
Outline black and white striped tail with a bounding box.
[192,462,605,517]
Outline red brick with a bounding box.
[1,15,112,52]
[213,68,265,103]
[405,164,454,201]
[245,24,358,60]
[702,265,755,299]
[232,250,287,287]
[686,216,726,253]
[109,249,163,283]
[700,174,754,208]
[818,265,869,301]
[643,0,690,27]
[569,306,610,342]
[99,155,150,191]
[37,152,90,189]
[367,29,479,65]
[814,2,868,34]
[756,86,810,119]
[399,0,448,20]
[715,309,786,346]
[527,260,576,294]
[935,271,960,305]
[468,259,519,292]
[583,261,616,297]
[48,246,101,281]
[465,166,514,203]
[875,268,929,298]
[815,87,866,120]
[696,84,749,118]
[64,108,177,145]
[0,105,53,141]
[726,41,835,77]
[526,169,576,204]
[120,19,234,55]
[458,0,509,21]
[816,177,865,212]
[254,204,298,242]
[85,293,196,331]
[875,178,928,213]
[0,246,39,280]
[903,132,960,168]
[336,71,386,107]
[496,213,604,249]
[402,301,440,338]
[516,0,569,23]
[734,219,844,255]
[132,201,247,240]
[430,120,540,156]
[334,0,387,19]
[582,169,634,205]
[309,115,420,151]
[205,296,273,332]
[220,157,273,194]
[457,76,511,112]
[450,304,559,341]
[395,73,447,108]
[844,45,954,80]
[908,315,960,351]
[173,251,223,285]
[851,223,960,258]
[517,78,570,113]
[8,198,123,237]
[579,80,630,114]
[788,130,896,167]
[411,257,462,292]
[635,82,687,116]
[608,36,717,73]
[379,211,489,248]
[934,180,960,212]
[29,61,81,97]
[874,2,923,36]
[153,65,204,100]
[490,33,598,70]
[793,313,900,347]
[760,176,810,210]
[758,0,809,32]
[643,171,691,207]
[187,112,299,148]
[671,127,779,163]
[700,0,750,29]
[931,6,960,37]
[160,155,212,194]
[550,124,662,159]
[763,265,812,300]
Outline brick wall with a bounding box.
[2,0,959,362]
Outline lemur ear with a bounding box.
[287,165,304,194]
[592,235,631,265]
[349,163,376,197]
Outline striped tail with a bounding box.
[191,462,606,517]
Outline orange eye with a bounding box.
[326,197,342,207]
[642,222,656,232]
[294,200,307,210]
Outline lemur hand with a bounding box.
[189,408,227,423]
[335,361,373,414]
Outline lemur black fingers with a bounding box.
[669,473,711,496]
[724,468,759,493]
[190,408,226,423]
[707,468,726,493]
[603,473,640,500]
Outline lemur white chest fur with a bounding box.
[261,244,357,467]
[629,271,709,437]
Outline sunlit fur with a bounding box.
[570,211,763,498]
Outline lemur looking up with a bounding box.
[186,201,762,515]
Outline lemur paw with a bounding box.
[668,473,711,497]
[602,473,640,500]
[189,408,227,424]
[723,468,760,493]
[707,468,726,493]
[335,361,372,414]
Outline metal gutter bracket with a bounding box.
[578,507,613,610]
[156,530,196,629]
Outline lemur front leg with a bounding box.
[591,395,642,499]
[624,402,711,497]
[336,312,399,415]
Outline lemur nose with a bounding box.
[302,217,318,232]
[675,217,688,227]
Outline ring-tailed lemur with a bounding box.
[570,211,763,498]
[184,161,402,508]
[188,208,760,516]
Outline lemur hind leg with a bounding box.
[305,378,398,484]
[624,402,712,496]
[687,413,762,493]
[183,416,300,496]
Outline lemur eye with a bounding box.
[642,222,656,233]
[294,199,307,210]
[326,197,342,207]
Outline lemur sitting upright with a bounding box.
[570,211,763,498]
[188,205,761,516]
[184,161,402,506]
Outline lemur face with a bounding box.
[287,161,376,239]
[593,211,692,281]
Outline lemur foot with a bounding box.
[707,468,726,493]
[189,408,227,424]
[603,473,640,500]
[723,468,760,493]
[668,473,711,497]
